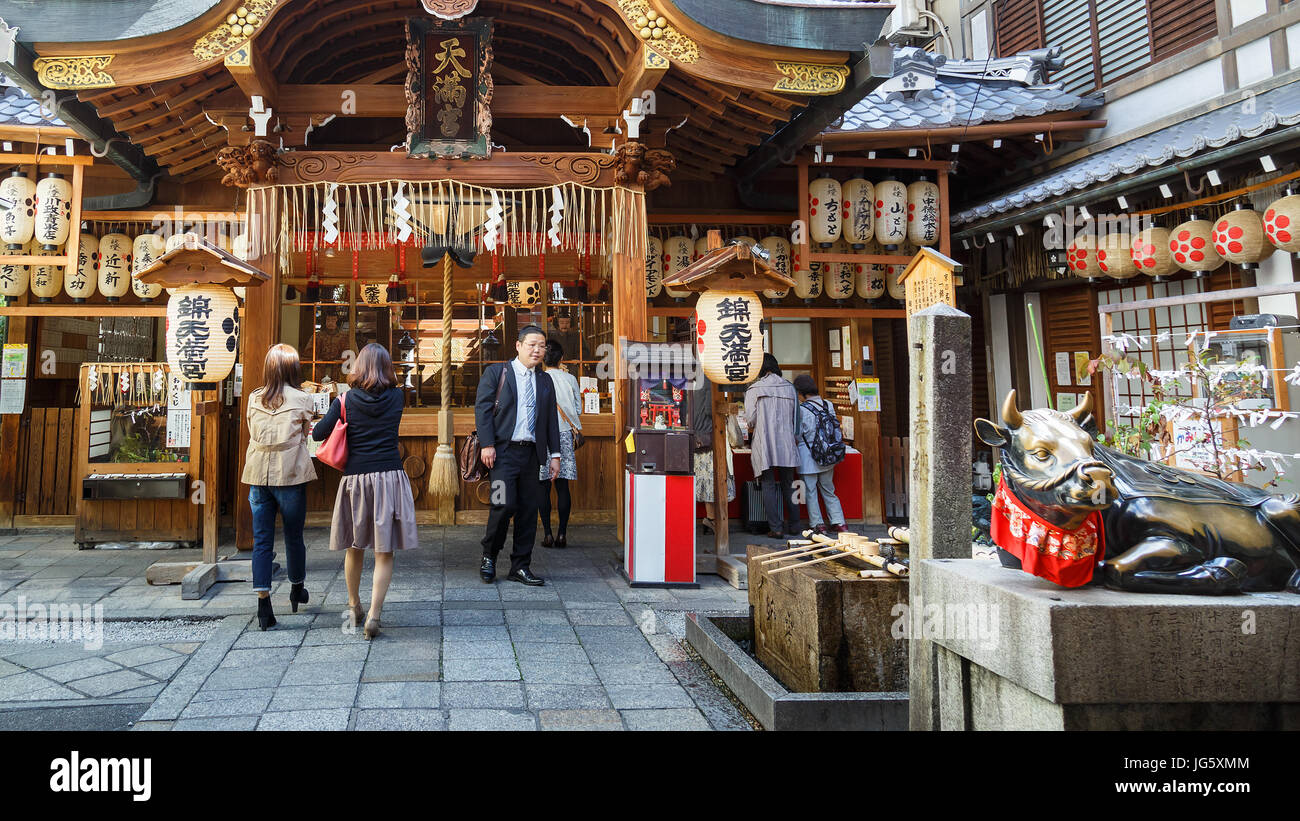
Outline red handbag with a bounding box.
[315,393,348,470]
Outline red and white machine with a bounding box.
[623,470,696,586]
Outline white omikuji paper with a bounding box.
[166,408,191,448]
[168,373,191,410]
[0,378,25,414]
[312,392,331,415]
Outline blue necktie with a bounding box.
[522,369,536,437]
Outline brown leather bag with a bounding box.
[460,365,508,482]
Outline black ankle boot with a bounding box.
[257,596,277,631]
[289,583,309,613]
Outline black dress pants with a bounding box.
[481,442,543,574]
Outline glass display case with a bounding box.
[624,342,693,475]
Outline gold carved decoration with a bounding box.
[216,139,279,188]
[616,1,697,63]
[33,55,115,89]
[613,142,674,191]
[773,62,849,95]
[193,1,280,61]
[516,154,616,186]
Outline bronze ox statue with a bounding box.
[975,390,1300,595]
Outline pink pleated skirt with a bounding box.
[328,469,419,552]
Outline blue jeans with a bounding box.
[249,484,308,593]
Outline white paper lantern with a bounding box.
[506,280,540,307]
[886,253,907,301]
[29,241,61,302]
[842,176,875,249]
[1263,193,1300,254]
[98,233,131,301]
[131,233,165,301]
[1131,227,1177,280]
[695,290,763,385]
[694,235,711,261]
[808,174,843,247]
[0,171,35,250]
[794,258,823,302]
[67,231,97,302]
[645,235,664,298]
[855,239,886,300]
[0,251,29,300]
[826,237,855,301]
[1096,232,1137,281]
[232,233,250,260]
[33,173,72,250]
[758,235,791,300]
[663,235,694,300]
[1170,216,1222,277]
[875,179,907,248]
[166,283,240,387]
[730,235,757,249]
[906,178,941,247]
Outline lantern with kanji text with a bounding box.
[842,175,874,249]
[906,177,941,247]
[131,233,166,301]
[0,171,35,250]
[663,235,694,300]
[33,173,71,250]
[808,174,843,247]
[826,236,855,301]
[165,283,240,389]
[67,230,97,302]
[875,178,907,249]
[758,235,791,300]
[695,290,763,384]
[98,233,131,301]
[29,240,61,302]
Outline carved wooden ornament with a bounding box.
[216,140,280,188]
[613,141,675,191]
[421,0,479,20]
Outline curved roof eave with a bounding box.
[3,1,220,43]
[668,0,893,51]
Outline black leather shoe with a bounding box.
[480,556,496,583]
[554,533,567,549]
[507,567,544,586]
[541,533,554,548]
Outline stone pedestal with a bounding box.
[747,544,908,693]
[919,559,1300,730]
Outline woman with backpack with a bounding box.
[312,343,417,640]
[793,374,848,535]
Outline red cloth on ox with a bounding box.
[991,478,1105,588]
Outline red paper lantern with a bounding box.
[1212,206,1270,269]
[1169,216,1222,277]
[1263,192,1300,254]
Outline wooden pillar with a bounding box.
[855,318,884,524]
[202,389,220,562]
[612,187,648,543]
[0,307,30,531]
[235,244,279,550]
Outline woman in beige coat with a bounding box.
[242,344,318,630]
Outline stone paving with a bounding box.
[0,525,773,731]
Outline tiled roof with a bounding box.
[0,79,63,127]
[954,80,1300,225]
[825,47,1102,135]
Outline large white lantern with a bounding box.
[98,233,132,301]
[695,290,763,385]
[808,174,843,247]
[1170,216,1222,277]
[29,241,61,302]
[663,235,694,300]
[886,257,907,301]
[131,233,166,301]
[166,283,240,387]
[67,231,97,302]
[33,173,72,250]
[0,252,29,300]
[794,258,823,302]
[0,171,36,250]
[757,235,791,300]
[842,176,875,249]
[826,237,855,301]
[855,240,886,300]
[875,178,907,249]
[645,235,664,298]
[1263,192,1300,254]
[907,178,941,247]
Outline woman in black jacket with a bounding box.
[312,343,416,639]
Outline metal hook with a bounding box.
[1184,169,1206,197]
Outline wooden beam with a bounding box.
[245,84,623,119]
[617,42,669,112]
[0,304,167,316]
[274,150,619,186]
[113,74,234,131]
[0,125,81,144]
[224,39,279,106]
[648,305,907,318]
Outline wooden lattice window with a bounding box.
[1148,0,1218,62]
[994,0,1046,58]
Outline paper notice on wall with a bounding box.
[234,363,244,397]
[311,392,331,415]
[841,415,854,439]
[856,377,880,412]
[1074,351,1092,386]
[830,352,841,369]
[841,324,852,366]
[166,408,191,448]
[1057,392,1078,412]
[583,392,600,414]
[168,373,191,410]
[2,344,27,378]
[1055,351,1072,387]
[0,378,25,414]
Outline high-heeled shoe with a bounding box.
[347,602,365,628]
[257,596,276,631]
[363,618,381,640]
[289,583,309,613]
[541,533,554,548]
[554,533,567,549]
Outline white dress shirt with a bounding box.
[509,358,560,459]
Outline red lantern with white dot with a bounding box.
[1213,205,1271,269]
[808,174,842,248]
[1066,235,1100,281]
[1263,190,1300,255]
[1096,232,1137,281]
[1130,227,1176,281]
[1169,216,1222,278]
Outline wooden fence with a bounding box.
[881,435,909,521]
[18,407,79,518]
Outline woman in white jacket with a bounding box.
[539,338,582,548]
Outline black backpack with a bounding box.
[802,399,846,467]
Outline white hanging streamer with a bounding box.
[322,182,340,246]
[548,185,565,248]
[482,189,503,252]
[391,182,412,244]
[88,364,98,391]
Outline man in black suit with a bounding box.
[475,325,562,585]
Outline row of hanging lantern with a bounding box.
[808,172,941,250]
[649,231,909,305]
[1062,192,1300,284]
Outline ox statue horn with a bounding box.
[1068,391,1093,423]
[1001,390,1023,428]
